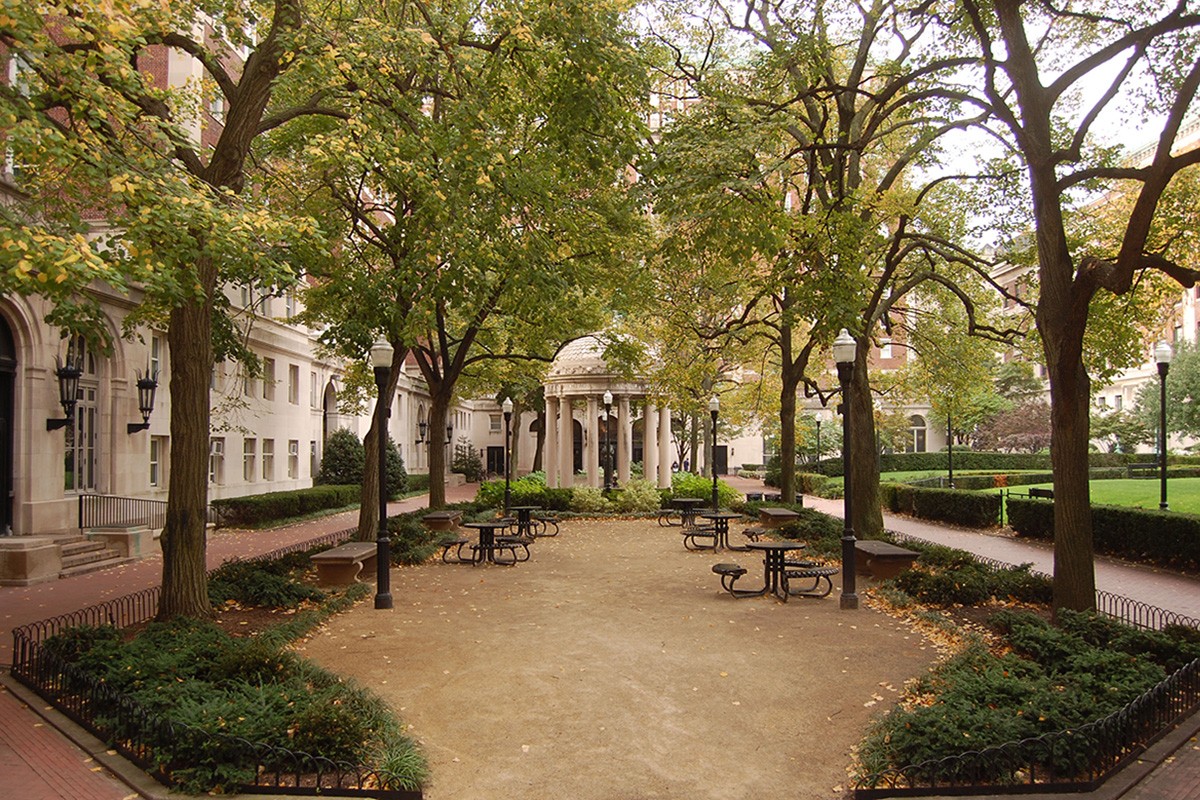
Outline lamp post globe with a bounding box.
[502,397,513,514]
[369,337,394,610]
[833,329,859,610]
[709,395,720,511]
[1155,341,1173,511]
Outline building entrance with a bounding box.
[0,316,13,533]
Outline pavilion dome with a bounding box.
[546,333,614,380]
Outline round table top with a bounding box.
[463,521,506,530]
[509,505,540,512]
[671,497,705,508]
[744,540,806,551]
[698,511,743,520]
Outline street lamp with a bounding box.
[946,412,954,489]
[1156,340,1173,511]
[709,395,720,511]
[502,397,513,514]
[369,337,394,610]
[603,390,613,491]
[814,418,822,473]
[832,328,859,610]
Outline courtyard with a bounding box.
[297,518,935,800]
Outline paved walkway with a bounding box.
[2,477,1198,799]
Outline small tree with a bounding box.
[317,429,365,486]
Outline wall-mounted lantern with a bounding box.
[127,369,159,433]
[46,350,83,431]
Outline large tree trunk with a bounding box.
[850,350,883,539]
[158,274,216,620]
[778,365,800,502]
[427,400,449,508]
[356,346,406,541]
[532,411,545,472]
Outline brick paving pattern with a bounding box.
[2,478,1198,799]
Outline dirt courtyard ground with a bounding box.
[296,519,938,800]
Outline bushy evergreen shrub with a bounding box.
[614,478,663,512]
[317,428,365,485]
[570,486,611,512]
[668,471,740,508]
[452,445,484,482]
[208,558,325,609]
[384,435,407,497]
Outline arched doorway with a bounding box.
[908,415,927,453]
[572,419,583,474]
[0,316,14,533]
[322,381,338,442]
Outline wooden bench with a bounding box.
[423,510,463,531]
[854,540,919,581]
[311,542,378,586]
[1127,463,1158,479]
[1028,487,1054,500]
[758,507,801,529]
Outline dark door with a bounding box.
[486,446,505,478]
[0,316,14,533]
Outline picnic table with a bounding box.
[695,511,743,551]
[711,540,807,601]
[509,505,540,537]
[462,521,522,565]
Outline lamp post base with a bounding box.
[840,593,859,610]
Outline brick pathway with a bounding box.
[3,477,1199,799]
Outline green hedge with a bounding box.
[880,484,1001,528]
[212,485,360,527]
[1008,497,1200,569]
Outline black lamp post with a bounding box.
[502,397,513,514]
[946,412,954,489]
[603,390,613,490]
[1156,340,1173,511]
[370,337,394,610]
[814,418,822,472]
[833,328,859,611]
[709,395,720,511]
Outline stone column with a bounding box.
[544,395,559,488]
[617,395,631,486]
[644,402,659,485]
[658,406,672,488]
[559,396,574,488]
[586,395,600,488]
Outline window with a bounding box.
[262,439,275,481]
[310,440,319,478]
[288,440,299,479]
[262,358,276,401]
[210,94,225,120]
[260,295,272,317]
[288,364,299,405]
[1096,396,1108,408]
[489,414,502,432]
[149,437,163,487]
[243,438,256,482]
[240,286,251,308]
[242,369,253,397]
[1114,395,1123,411]
[209,438,225,484]
[907,415,927,453]
[285,290,296,320]
[880,339,893,359]
[150,334,165,379]
[310,372,319,408]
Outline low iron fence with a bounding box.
[854,658,1200,797]
[851,529,1200,797]
[7,526,418,799]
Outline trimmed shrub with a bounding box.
[570,486,611,512]
[211,485,359,527]
[1009,498,1200,570]
[614,478,663,512]
[406,472,431,493]
[883,485,1001,528]
[317,428,365,485]
[668,471,740,509]
[383,436,407,497]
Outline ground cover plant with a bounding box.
[771,509,1199,788]
[40,550,427,795]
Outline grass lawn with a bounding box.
[981,477,1200,516]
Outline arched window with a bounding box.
[908,415,927,453]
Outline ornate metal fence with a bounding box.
[853,530,1200,797]
[7,526,421,799]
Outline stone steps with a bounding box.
[57,538,133,578]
